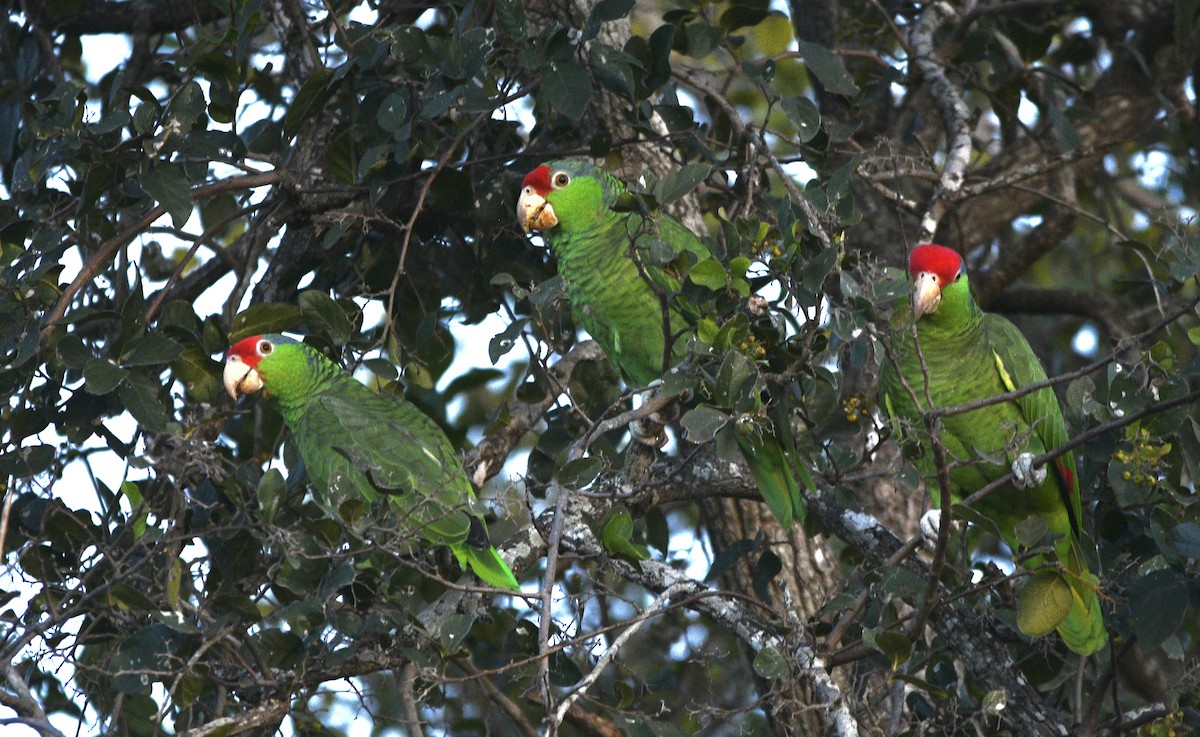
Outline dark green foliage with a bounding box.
[0,1,1198,736]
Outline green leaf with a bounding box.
[982,690,1007,717]
[488,318,528,365]
[796,40,859,97]
[376,92,408,133]
[121,335,183,367]
[550,651,583,686]
[257,469,286,527]
[872,631,912,670]
[751,550,781,601]
[1170,522,1200,560]
[1128,568,1189,649]
[951,503,1003,540]
[284,67,335,138]
[892,673,948,699]
[781,97,821,143]
[121,481,148,538]
[230,303,302,343]
[439,613,476,653]
[654,162,710,205]
[589,44,638,100]
[109,624,187,693]
[543,61,591,121]
[721,5,771,31]
[298,291,354,345]
[490,272,528,300]
[1016,570,1072,637]
[644,24,675,90]
[1013,515,1050,547]
[876,566,927,599]
[589,0,635,23]
[752,646,789,679]
[254,628,304,668]
[363,358,398,382]
[119,373,172,433]
[166,80,207,130]
[688,258,727,290]
[141,164,193,228]
[57,335,92,369]
[715,349,756,409]
[680,405,729,443]
[0,446,55,479]
[494,0,526,38]
[171,345,224,404]
[705,536,756,583]
[558,457,603,488]
[601,510,649,561]
[83,358,129,395]
[644,507,670,555]
[120,480,144,508]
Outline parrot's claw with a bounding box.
[1012,453,1046,489]
[919,509,942,548]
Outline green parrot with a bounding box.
[224,334,520,591]
[517,159,808,527]
[877,244,1106,655]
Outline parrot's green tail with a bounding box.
[1058,550,1107,656]
[735,434,809,528]
[460,544,521,591]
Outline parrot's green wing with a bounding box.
[313,390,477,544]
[293,385,520,591]
[986,315,1105,655]
[734,431,808,527]
[985,315,1081,534]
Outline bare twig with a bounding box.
[177,698,289,737]
[38,170,282,345]
[537,482,571,733]
[550,583,683,730]
[400,662,428,737]
[0,664,67,737]
[458,660,540,737]
[909,2,973,241]
[464,340,604,486]
[0,486,14,559]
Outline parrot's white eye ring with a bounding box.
[259,340,274,355]
[552,171,570,188]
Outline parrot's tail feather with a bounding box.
[735,434,807,528]
[1058,549,1107,656]
[465,545,521,591]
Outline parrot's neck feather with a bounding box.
[258,344,350,421]
[917,275,982,344]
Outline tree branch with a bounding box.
[909,2,973,242]
[22,0,227,35]
[0,664,66,737]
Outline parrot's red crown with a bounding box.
[227,335,267,368]
[909,244,962,283]
[521,165,553,195]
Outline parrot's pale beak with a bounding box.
[223,356,263,399]
[912,271,942,319]
[517,186,557,233]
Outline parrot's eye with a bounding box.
[552,171,570,189]
[258,340,274,355]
